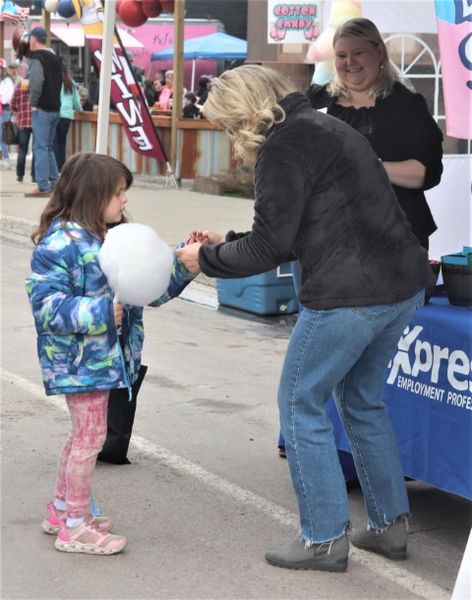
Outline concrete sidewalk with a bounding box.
[0,162,255,291]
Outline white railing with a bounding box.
[385,33,470,155]
[385,33,441,122]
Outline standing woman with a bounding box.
[53,65,82,171]
[0,59,16,169]
[307,18,443,250]
[10,76,34,183]
[176,65,433,572]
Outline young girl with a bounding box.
[26,152,194,555]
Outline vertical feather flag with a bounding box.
[72,0,168,162]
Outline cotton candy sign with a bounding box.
[99,223,173,306]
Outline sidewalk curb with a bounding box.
[0,215,36,240]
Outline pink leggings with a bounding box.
[55,391,109,519]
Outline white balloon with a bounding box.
[99,223,174,306]
[44,0,59,12]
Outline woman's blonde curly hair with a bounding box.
[201,65,295,163]
[328,18,414,100]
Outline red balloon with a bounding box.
[115,0,124,15]
[143,0,161,18]
[161,0,174,13]
[119,0,148,27]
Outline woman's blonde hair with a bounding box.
[32,153,133,244]
[328,17,414,99]
[201,65,295,163]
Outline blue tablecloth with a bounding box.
[328,297,472,500]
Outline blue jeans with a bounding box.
[31,109,59,191]
[278,290,424,544]
[53,117,71,172]
[1,109,12,159]
[17,127,34,180]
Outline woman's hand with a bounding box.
[175,242,202,274]
[113,301,123,327]
[189,230,225,245]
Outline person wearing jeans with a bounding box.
[10,79,34,182]
[31,108,59,191]
[278,291,424,546]
[0,105,11,166]
[0,59,16,168]
[24,26,62,197]
[176,65,434,572]
[53,64,82,171]
[16,125,34,182]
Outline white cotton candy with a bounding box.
[99,223,173,306]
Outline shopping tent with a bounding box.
[151,32,247,89]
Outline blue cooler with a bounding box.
[216,262,299,315]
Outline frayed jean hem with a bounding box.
[367,513,409,534]
[299,522,350,547]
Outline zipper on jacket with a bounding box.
[116,316,133,402]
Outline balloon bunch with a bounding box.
[37,0,79,19]
[37,0,175,26]
[116,0,174,28]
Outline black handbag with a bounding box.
[98,364,147,465]
[2,120,19,145]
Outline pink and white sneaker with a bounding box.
[41,502,113,535]
[55,520,127,555]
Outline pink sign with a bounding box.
[435,1,472,140]
[124,21,218,89]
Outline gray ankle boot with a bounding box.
[350,517,407,560]
[265,534,349,572]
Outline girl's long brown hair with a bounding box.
[62,64,74,95]
[32,152,133,245]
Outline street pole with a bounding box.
[170,0,184,183]
[95,0,116,154]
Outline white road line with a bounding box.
[1,369,449,600]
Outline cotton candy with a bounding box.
[99,223,173,306]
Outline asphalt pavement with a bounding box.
[0,163,255,289]
[1,161,471,600]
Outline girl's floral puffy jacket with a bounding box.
[26,220,193,396]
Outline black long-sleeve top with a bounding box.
[307,82,443,245]
[199,93,433,310]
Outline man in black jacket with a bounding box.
[25,27,62,197]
